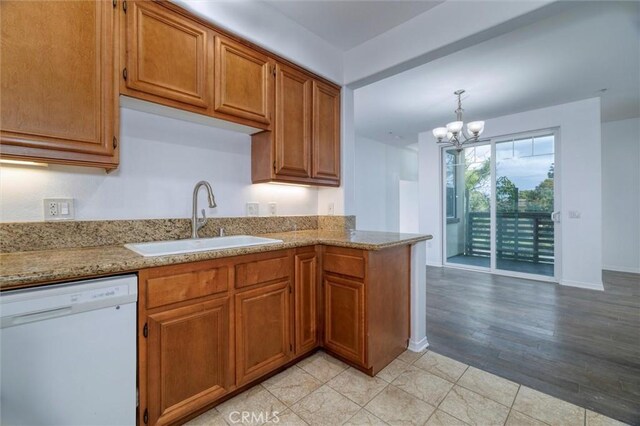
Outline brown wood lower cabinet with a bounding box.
[322,245,411,375]
[294,248,318,354]
[138,244,410,425]
[323,274,366,365]
[235,280,292,385]
[146,298,231,426]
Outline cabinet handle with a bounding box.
[122,0,127,13]
[112,0,117,8]
[112,137,118,149]
[143,408,148,424]
[122,68,128,81]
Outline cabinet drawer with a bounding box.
[235,253,290,289]
[146,267,229,309]
[323,248,365,279]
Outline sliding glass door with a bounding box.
[443,133,557,280]
[445,144,491,269]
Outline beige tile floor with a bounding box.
[185,350,629,426]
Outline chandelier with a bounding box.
[432,90,486,150]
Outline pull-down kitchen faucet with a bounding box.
[191,181,217,239]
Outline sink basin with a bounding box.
[125,235,284,257]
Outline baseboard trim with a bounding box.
[603,265,640,274]
[560,279,604,291]
[426,262,443,268]
[408,337,430,352]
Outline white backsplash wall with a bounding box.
[0,107,318,222]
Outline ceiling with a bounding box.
[354,1,640,145]
[263,0,442,51]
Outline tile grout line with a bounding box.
[429,364,471,425]
[502,383,521,426]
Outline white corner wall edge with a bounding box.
[409,241,429,353]
[560,279,604,291]
[408,337,429,353]
[343,0,553,85]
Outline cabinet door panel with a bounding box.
[312,81,340,181]
[275,64,312,178]
[0,0,117,166]
[323,275,365,365]
[236,281,291,385]
[147,298,230,426]
[215,37,272,125]
[295,251,317,354]
[127,0,210,108]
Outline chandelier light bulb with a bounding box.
[446,121,463,134]
[433,127,448,140]
[467,121,485,136]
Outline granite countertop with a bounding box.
[0,230,432,290]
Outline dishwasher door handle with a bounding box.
[10,306,73,326]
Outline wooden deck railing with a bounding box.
[465,212,554,264]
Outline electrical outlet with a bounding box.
[246,202,259,217]
[327,202,335,216]
[44,198,75,221]
[268,202,277,216]
[47,201,58,217]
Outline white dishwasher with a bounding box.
[0,275,137,426]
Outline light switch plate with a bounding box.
[44,198,75,221]
[246,202,259,217]
[327,202,335,216]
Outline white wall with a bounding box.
[354,136,418,232]
[419,98,604,290]
[601,118,640,273]
[0,107,318,222]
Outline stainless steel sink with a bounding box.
[124,235,283,257]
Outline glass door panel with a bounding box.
[495,135,555,276]
[445,144,492,269]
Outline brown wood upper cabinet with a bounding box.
[214,36,273,127]
[0,0,119,169]
[251,65,341,187]
[124,0,212,111]
[274,64,312,178]
[312,81,341,182]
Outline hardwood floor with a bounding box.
[426,267,640,425]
